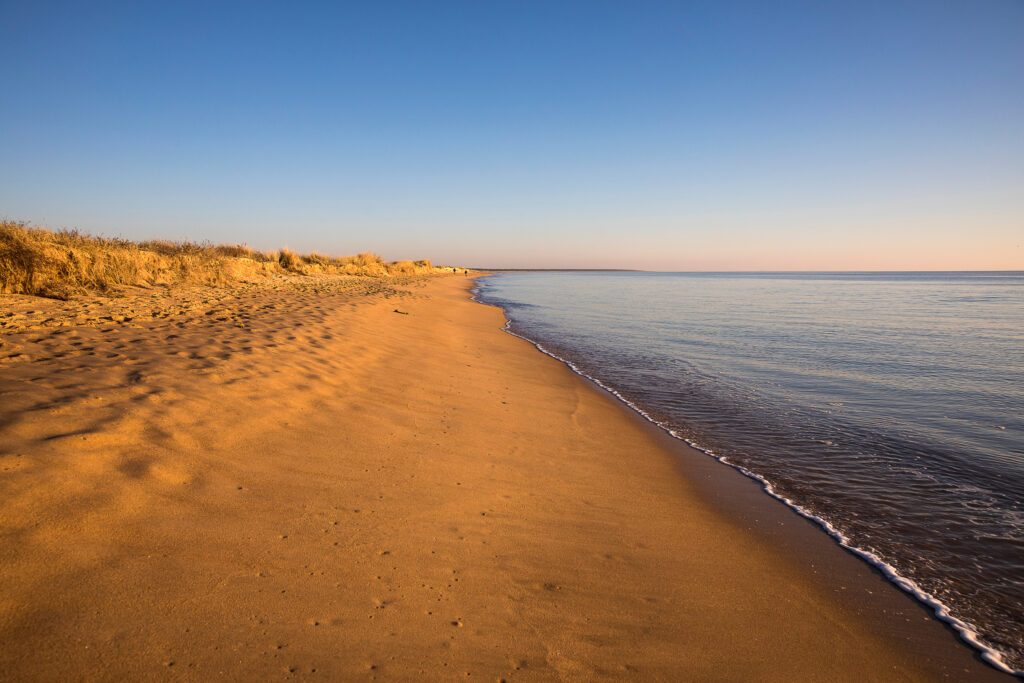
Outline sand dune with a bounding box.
[0,275,1005,680]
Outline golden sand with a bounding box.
[0,275,1003,680]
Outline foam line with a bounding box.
[470,280,1020,678]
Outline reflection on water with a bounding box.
[477,271,1024,672]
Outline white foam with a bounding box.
[470,282,1020,677]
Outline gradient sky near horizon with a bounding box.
[1,1,1022,269]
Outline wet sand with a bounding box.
[0,275,1008,680]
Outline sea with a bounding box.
[474,271,1024,675]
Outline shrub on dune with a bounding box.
[277,248,304,273]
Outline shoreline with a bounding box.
[473,276,1017,677]
[0,275,1010,679]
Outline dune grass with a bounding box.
[0,221,445,299]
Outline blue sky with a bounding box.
[1,1,1022,269]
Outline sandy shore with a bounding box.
[0,275,1006,680]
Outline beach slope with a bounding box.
[0,275,1003,680]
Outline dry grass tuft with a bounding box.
[277,248,303,273]
[212,243,273,261]
[0,221,455,299]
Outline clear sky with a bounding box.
[1,1,1022,269]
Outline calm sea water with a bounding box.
[475,271,1024,674]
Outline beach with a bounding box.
[0,274,1007,680]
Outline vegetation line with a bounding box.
[1,221,453,299]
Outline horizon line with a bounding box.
[470,268,1024,274]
